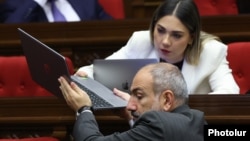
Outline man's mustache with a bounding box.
[131,111,140,119]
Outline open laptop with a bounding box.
[93,59,158,93]
[18,28,127,110]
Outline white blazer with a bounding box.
[78,30,239,94]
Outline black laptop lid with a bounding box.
[18,28,70,98]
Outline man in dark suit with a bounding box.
[58,63,206,141]
[0,0,112,23]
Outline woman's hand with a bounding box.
[113,88,130,101]
[112,88,132,121]
[75,70,88,77]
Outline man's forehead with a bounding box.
[131,72,153,92]
[133,70,152,83]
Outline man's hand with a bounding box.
[58,76,92,112]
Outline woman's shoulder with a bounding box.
[198,39,227,66]
[202,39,227,55]
[130,30,150,40]
[128,30,152,46]
[132,30,150,35]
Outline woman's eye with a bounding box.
[172,33,182,39]
[157,28,165,34]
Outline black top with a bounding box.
[160,58,184,70]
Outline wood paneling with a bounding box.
[1,95,250,140]
[0,15,249,69]
[123,0,162,19]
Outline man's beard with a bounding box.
[131,111,140,119]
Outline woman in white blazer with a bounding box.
[77,1,239,95]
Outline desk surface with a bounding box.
[0,95,250,139]
[1,95,250,124]
[0,15,250,48]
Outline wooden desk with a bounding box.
[1,95,250,140]
[0,15,250,68]
[189,95,250,124]
[0,96,130,140]
[0,19,150,68]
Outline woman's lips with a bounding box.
[161,49,170,54]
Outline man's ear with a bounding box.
[159,90,174,111]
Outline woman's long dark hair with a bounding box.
[149,0,202,65]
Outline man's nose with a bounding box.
[126,99,137,111]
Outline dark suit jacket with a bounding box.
[0,0,112,23]
[73,104,205,141]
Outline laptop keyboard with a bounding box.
[75,83,113,108]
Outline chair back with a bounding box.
[227,42,250,94]
[194,0,238,16]
[99,0,125,19]
[0,56,74,97]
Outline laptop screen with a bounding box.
[93,59,158,93]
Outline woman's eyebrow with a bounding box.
[156,24,185,34]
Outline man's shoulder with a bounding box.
[139,110,187,121]
[139,106,204,122]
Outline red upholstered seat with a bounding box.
[0,56,74,97]
[227,42,250,94]
[194,0,238,16]
[98,0,125,19]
